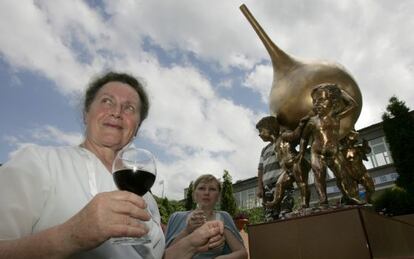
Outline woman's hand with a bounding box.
[189,220,225,252]
[185,209,206,234]
[61,190,150,252]
[164,220,224,259]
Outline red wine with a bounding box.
[113,169,155,196]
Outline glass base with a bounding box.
[110,236,151,245]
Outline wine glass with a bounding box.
[195,203,221,222]
[195,203,224,253]
[111,146,157,245]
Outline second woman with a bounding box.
[165,174,248,259]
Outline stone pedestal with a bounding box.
[247,207,414,259]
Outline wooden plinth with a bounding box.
[247,207,414,259]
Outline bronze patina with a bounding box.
[240,4,361,140]
[242,4,374,211]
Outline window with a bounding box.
[366,137,393,168]
[234,188,261,209]
[234,192,242,207]
[246,189,256,209]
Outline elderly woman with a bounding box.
[0,72,224,259]
[166,174,248,259]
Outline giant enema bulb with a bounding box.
[240,4,362,139]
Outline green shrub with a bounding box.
[245,207,265,225]
[373,186,414,216]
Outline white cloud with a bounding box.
[244,64,273,103]
[3,125,82,147]
[32,125,83,145]
[0,0,93,94]
[3,125,83,160]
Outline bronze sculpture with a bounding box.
[340,130,375,204]
[255,116,295,221]
[263,119,311,210]
[296,83,363,207]
[241,4,375,210]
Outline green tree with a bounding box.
[185,181,195,211]
[220,170,237,217]
[374,96,414,215]
[155,196,171,224]
[382,96,414,191]
[170,199,185,212]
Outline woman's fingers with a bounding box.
[189,220,225,252]
[111,191,147,209]
[109,219,149,238]
[207,220,224,234]
[208,235,225,249]
[110,199,151,221]
[186,210,207,233]
[191,210,206,222]
[190,216,205,225]
[64,190,152,250]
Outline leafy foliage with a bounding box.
[374,187,414,216]
[234,207,265,232]
[155,196,185,224]
[235,207,265,224]
[245,207,265,225]
[381,96,414,190]
[220,170,237,217]
[382,96,414,190]
[185,181,195,211]
[374,96,414,215]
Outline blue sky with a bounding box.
[1,0,413,200]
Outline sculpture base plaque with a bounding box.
[247,207,414,259]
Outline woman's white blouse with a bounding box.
[0,145,165,259]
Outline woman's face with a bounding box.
[193,180,220,209]
[84,81,141,151]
